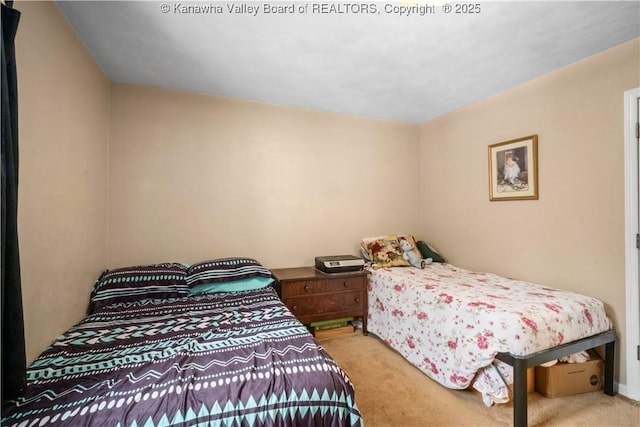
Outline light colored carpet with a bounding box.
[320,331,640,427]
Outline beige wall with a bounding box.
[16,1,110,362]
[109,84,420,268]
[14,0,639,392]
[419,38,640,387]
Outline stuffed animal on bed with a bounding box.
[398,236,432,268]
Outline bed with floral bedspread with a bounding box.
[367,262,615,426]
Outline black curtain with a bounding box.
[1,0,25,403]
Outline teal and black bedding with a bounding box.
[2,259,362,427]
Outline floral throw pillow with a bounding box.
[362,235,410,268]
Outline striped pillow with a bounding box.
[89,263,188,313]
[186,257,272,290]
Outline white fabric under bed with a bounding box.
[366,263,612,404]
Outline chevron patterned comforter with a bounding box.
[2,287,362,427]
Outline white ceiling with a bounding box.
[56,1,640,123]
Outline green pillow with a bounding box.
[416,241,445,263]
[189,276,274,294]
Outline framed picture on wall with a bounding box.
[488,135,538,201]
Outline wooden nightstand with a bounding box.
[271,267,368,335]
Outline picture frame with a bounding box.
[488,135,538,201]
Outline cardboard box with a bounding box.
[535,350,603,398]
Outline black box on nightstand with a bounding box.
[314,255,364,273]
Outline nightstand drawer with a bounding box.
[326,276,364,292]
[286,291,365,318]
[342,291,365,310]
[281,279,325,297]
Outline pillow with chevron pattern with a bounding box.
[89,263,189,314]
[186,257,273,291]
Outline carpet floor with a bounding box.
[320,331,640,427]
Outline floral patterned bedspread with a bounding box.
[367,263,612,402]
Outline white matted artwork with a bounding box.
[488,135,538,201]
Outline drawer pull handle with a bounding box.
[354,297,360,303]
[343,282,348,287]
[292,305,298,311]
[304,285,310,292]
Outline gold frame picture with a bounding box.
[488,135,538,201]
